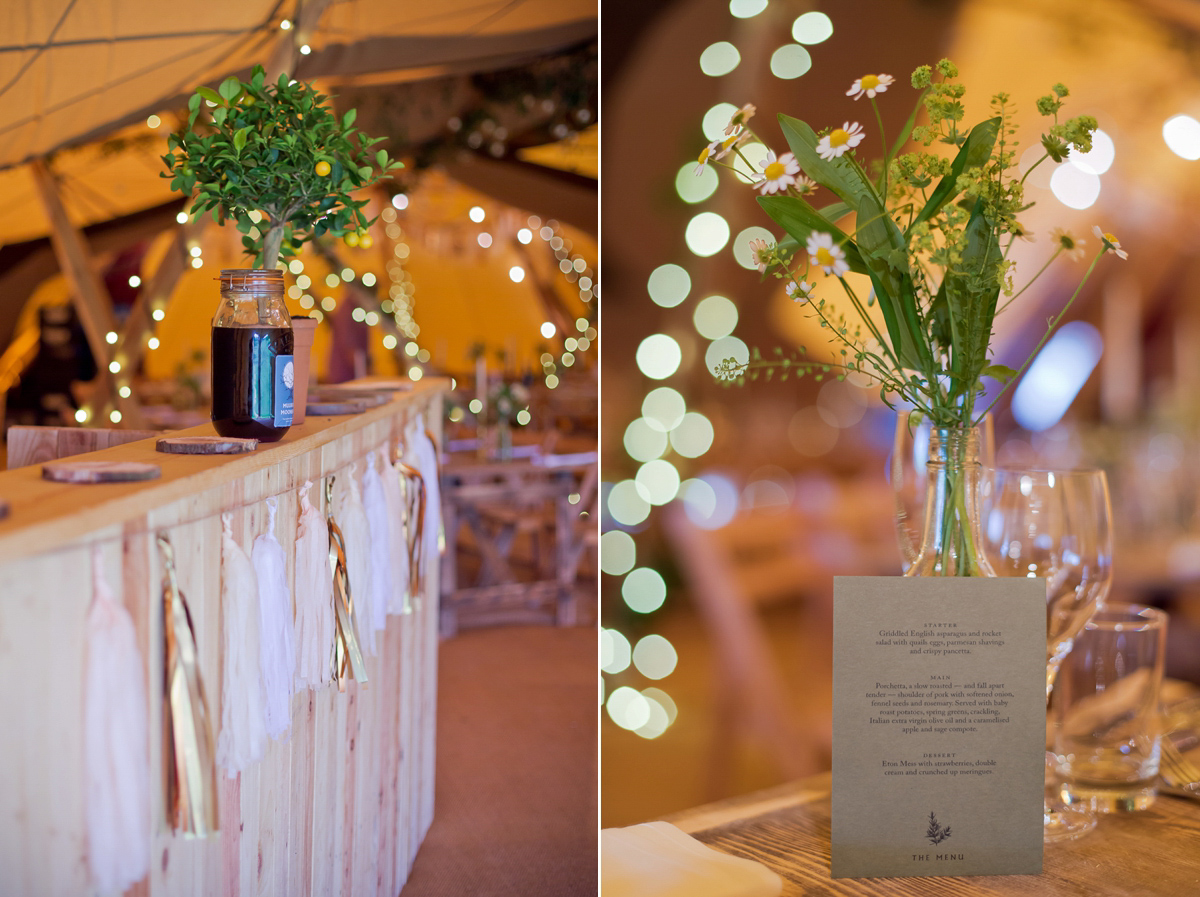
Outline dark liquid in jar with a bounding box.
[211,325,293,442]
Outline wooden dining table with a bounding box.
[663,771,1200,895]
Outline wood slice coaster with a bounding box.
[42,460,162,483]
[156,436,259,455]
[305,399,369,416]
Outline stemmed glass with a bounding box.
[981,468,1114,842]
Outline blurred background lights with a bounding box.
[391,193,409,210]
[647,263,691,308]
[704,334,749,373]
[792,11,834,43]
[1049,163,1101,210]
[681,473,739,529]
[770,44,813,79]
[1163,114,1200,160]
[636,333,682,380]
[733,226,778,270]
[509,266,526,283]
[606,686,651,731]
[515,409,531,425]
[702,102,739,141]
[685,211,730,257]
[675,161,719,204]
[670,411,715,458]
[602,629,633,675]
[693,295,738,339]
[635,459,681,505]
[634,694,671,740]
[731,141,766,180]
[600,530,637,577]
[624,417,669,462]
[729,0,767,18]
[608,479,653,526]
[1068,128,1115,174]
[622,567,668,614]
[540,321,557,339]
[633,635,678,680]
[517,227,533,244]
[642,386,687,432]
[1012,321,1104,432]
[469,206,485,222]
[146,114,161,128]
[788,406,839,456]
[642,687,678,725]
[699,41,740,77]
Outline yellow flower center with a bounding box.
[861,75,881,90]
[698,146,712,165]
[816,247,836,267]
[764,161,786,180]
[828,128,851,147]
[1104,232,1118,244]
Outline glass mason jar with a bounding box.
[904,426,996,577]
[211,269,294,442]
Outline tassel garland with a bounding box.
[158,534,218,836]
[252,497,296,739]
[335,463,376,655]
[216,513,268,775]
[85,546,151,893]
[361,451,395,639]
[397,458,426,603]
[294,481,335,690]
[379,444,412,615]
[327,476,368,689]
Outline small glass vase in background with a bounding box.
[904,425,996,577]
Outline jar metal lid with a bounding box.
[219,268,284,291]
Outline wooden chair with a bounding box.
[6,425,158,469]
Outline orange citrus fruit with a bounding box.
[315,160,331,176]
[359,233,374,249]
[343,231,360,247]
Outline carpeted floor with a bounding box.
[400,624,597,896]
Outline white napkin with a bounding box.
[601,821,784,897]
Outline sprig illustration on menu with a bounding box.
[926,811,952,845]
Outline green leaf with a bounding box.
[343,108,357,129]
[376,148,388,169]
[910,116,1000,231]
[982,363,1017,384]
[943,202,1003,399]
[196,85,223,106]
[218,76,242,103]
[212,107,227,127]
[187,93,202,113]
[778,114,884,213]
[756,195,869,275]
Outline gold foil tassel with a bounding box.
[397,461,426,603]
[158,534,218,837]
[325,477,368,691]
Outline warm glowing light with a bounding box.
[622,568,667,614]
[608,479,652,526]
[515,409,531,425]
[601,629,632,674]
[792,11,833,43]
[509,266,526,283]
[704,335,749,372]
[636,334,683,380]
[409,367,424,381]
[1050,164,1101,210]
[771,44,813,79]
[676,162,719,204]
[600,531,637,576]
[680,474,739,529]
[647,263,691,308]
[147,337,160,350]
[517,227,533,244]
[693,295,738,339]
[477,233,493,248]
[642,387,686,432]
[299,43,311,55]
[321,297,336,311]
[469,206,485,223]
[545,374,560,388]
[365,311,379,326]
[685,211,730,257]
[341,267,355,281]
[729,0,767,18]
[109,361,121,373]
[191,257,203,268]
[362,272,376,287]
[624,418,669,462]
[392,194,409,210]
[607,687,651,731]
[279,18,292,29]
[670,412,715,458]
[189,246,202,257]
[699,41,740,77]
[146,114,161,128]
[118,386,132,398]
[1068,128,1115,174]
[75,409,88,423]
[105,331,118,345]
[176,211,189,224]
[352,307,366,322]
[152,309,165,321]
[541,321,557,339]
[1164,114,1200,160]
[109,410,122,423]
[469,399,484,414]
[702,103,739,141]
[635,459,681,505]
[633,635,678,680]
[733,226,777,270]
[382,334,397,350]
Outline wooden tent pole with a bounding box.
[29,157,145,428]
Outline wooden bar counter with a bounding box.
[0,380,445,897]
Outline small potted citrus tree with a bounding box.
[163,65,402,441]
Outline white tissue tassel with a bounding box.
[253,498,296,739]
[409,416,442,585]
[294,481,335,689]
[85,550,151,894]
[336,462,377,655]
[362,453,395,638]
[379,445,411,614]
[216,513,268,774]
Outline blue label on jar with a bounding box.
[274,354,294,426]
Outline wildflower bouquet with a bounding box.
[703,59,1124,430]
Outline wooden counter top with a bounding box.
[0,379,446,563]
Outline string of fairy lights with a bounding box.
[600,4,836,740]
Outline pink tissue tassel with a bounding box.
[294,481,335,689]
[85,546,151,893]
[379,444,412,615]
[216,512,268,775]
[361,451,396,640]
[336,461,377,655]
[252,497,296,739]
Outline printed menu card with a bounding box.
[831,577,1046,878]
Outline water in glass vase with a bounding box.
[211,325,294,441]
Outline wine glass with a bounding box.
[981,467,1114,842]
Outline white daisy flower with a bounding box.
[695,140,720,175]
[785,280,813,304]
[1092,225,1128,260]
[794,174,818,196]
[816,122,865,160]
[757,150,801,195]
[725,103,757,135]
[846,73,895,101]
[748,238,773,273]
[806,231,849,278]
[1051,228,1085,261]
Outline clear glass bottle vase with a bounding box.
[904,426,996,577]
